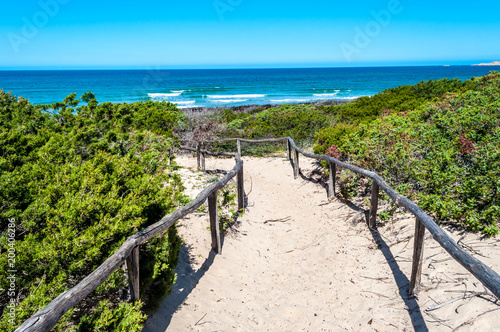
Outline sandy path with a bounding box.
[143,155,500,332]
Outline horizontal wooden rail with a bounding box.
[179,145,237,158]
[206,138,288,144]
[180,138,287,145]
[16,160,244,332]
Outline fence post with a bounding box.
[409,217,426,296]
[369,181,379,228]
[237,164,244,211]
[293,148,300,179]
[126,246,140,301]
[200,142,206,171]
[196,142,201,171]
[208,191,221,253]
[328,162,336,200]
[237,139,242,158]
[287,140,292,160]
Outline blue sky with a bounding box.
[1,0,499,69]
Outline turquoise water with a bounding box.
[0,66,496,108]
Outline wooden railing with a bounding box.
[17,136,500,331]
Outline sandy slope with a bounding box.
[143,154,500,332]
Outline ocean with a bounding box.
[0,66,497,108]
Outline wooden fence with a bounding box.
[16,136,500,331]
[182,137,500,300]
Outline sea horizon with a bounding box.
[0,63,493,71]
[1,65,497,108]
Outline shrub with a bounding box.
[77,300,146,332]
[0,91,184,331]
[313,124,357,156]
[341,72,500,235]
[338,170,362,200]
[220,104,330,141]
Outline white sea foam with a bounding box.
[210,99,249,103]
[270,98,311,103]
[206,94,266,99]
[148,92,182,98]
[177,105,198,109]
[313,92,339,97]
[336,96,365,100]
[173,100,196,105]
[270,95,365,103]
[171,90,185,93]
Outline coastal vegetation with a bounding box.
[341,72,500,236]
[210,77,478,152]
[0,92,185,331]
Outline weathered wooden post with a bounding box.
[328,161,336,200]
[293,148,299,179]
[369,181,379,228]
[287,140,292,160]
[126,246,140,301]
[237,139,242,158]
[208,191,221,253]
[237,163,244,211]
[200,142,206,171]
[409,217,426,296]
[196,142,201,171]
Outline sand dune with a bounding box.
[143,155,500,332]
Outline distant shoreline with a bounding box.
[179,99,350,114]
[472,61,500,66]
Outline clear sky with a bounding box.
[1,0,499,69]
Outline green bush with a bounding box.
[223,104,330,141]
[338,170,362,200]
[312,77,482,156]
[218,187,238,232]
[77,300,146,332]
[313,123,357,155]
[341,72,500,235]
[0,91,185,331]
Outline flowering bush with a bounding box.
[342,72,500,235]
